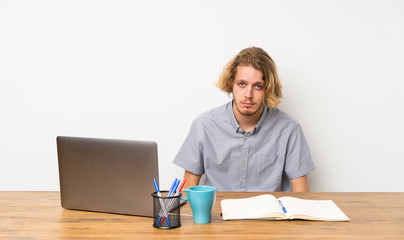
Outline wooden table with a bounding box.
[1,192,403,239]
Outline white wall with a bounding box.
[1,0,403,191]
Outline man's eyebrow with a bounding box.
[253,80,265,85]
[234,79,264,85]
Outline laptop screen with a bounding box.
[57,136,159,217]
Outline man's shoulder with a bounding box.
[265,108,300,127]
[194,102,229,124]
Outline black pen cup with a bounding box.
[152,191,182,229]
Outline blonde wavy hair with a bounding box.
[217,47,283,108]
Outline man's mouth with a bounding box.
[241,102,254,108]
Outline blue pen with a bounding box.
[169,179,180,196]
[167,178,178,197]
[160,178,178,224]
[278,200,287,214]
[153,179,163,225]
[153,179,171,227]
[165,179,185,212]
[153,179,160,193]
[158,178,178,226]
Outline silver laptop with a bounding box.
[56,136,159,217]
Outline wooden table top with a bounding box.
[1,191,403,239]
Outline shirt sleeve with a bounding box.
[284,123,315,180]
[173,120,205,175]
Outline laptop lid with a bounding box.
[56,136,159,217]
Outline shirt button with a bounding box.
[242,159,246,163]
[244,137,248,140]
[241,180,245,184]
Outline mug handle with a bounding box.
[180,189,189,201]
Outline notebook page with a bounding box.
[279,196,350,221]
[221,194,284,220]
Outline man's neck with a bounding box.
[232,103,264,133]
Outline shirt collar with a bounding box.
[226,101,268,134]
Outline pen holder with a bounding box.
[152,191,182,229]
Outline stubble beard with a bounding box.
[234,100,264,117]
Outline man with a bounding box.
[173,47,315,192]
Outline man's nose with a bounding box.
[245,86,253,98]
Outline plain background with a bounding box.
[1,0,403,191]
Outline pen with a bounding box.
[153,179,160,194]
[153,179,171,227]
[158,178,178,225]
[175,178,186,195]
[168,178,179,197]
[278,200,287,214]
[169,179,186,205]
[165,178,187,213]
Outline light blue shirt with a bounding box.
[173,101,315,191]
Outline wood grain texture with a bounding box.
[1,191,403,239]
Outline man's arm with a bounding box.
[183,170,201,189]
[290,175,310,192]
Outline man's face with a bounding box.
[232,65,266,117]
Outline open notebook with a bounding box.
[221,194,350,221]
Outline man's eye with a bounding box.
[239,82,246,87]
[255,85,263,89]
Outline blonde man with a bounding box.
[173,47,314,192]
